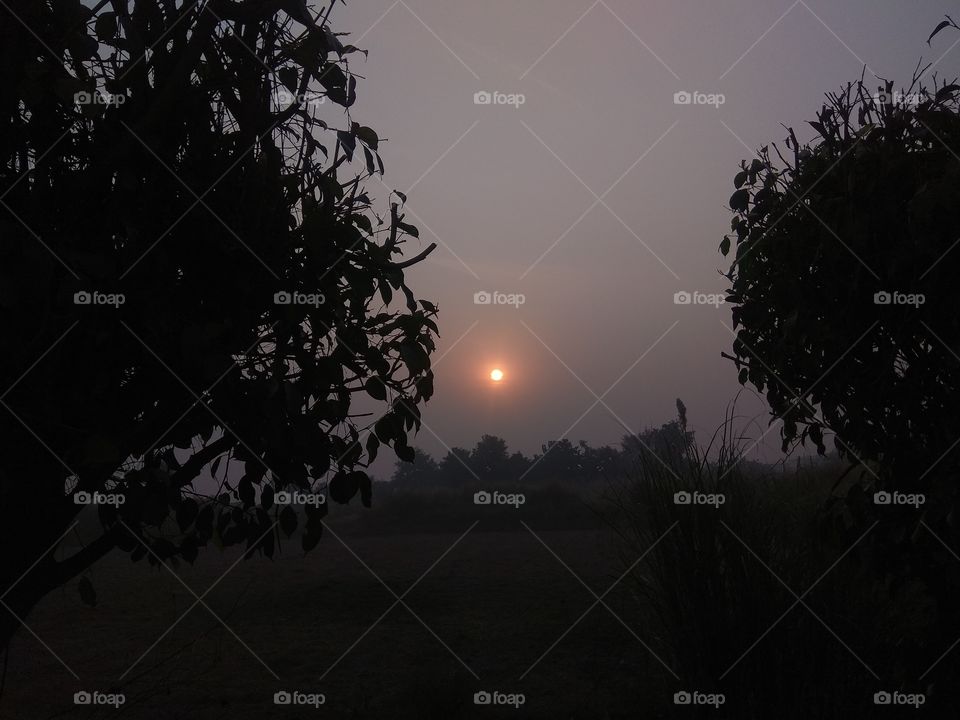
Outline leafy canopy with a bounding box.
[0,0,438,593]
[722,52,960,489]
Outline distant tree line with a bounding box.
[391,415,695,487]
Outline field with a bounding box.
[5,468,956,719]
[3,512,671,719]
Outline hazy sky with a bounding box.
[328,0,960,474]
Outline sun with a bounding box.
[489,368,504,382]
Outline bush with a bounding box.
[605,409,940,716]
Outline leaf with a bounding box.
[279,505,298,536]
[395,443,415,463]
[95,12,117,42]
[397,221,419,238]
[68,32,99,60]
[363,146,376,175]
[395,190,407,204]
[79,577,96,607]
[400,341,430,374]
[365,376,387,401]
[729,189,750,213]
[936,84,960,102]
[401,285,418,313]
[355,126,379,150]
[353,212,373,234]
[366,433,380,464]
[337,131,356,161]
[329,471,360,504]
[719,236,731,256]
[928,20,953,45]
[734,171,748,189]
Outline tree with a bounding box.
[0,0,438,648]
[721,46,960,496]
[720,26,960,701]
[470,434,510,480]
[438,447,474,486]
[528,439,585,482]
[391,448,440,486]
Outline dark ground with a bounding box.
[1,523,672,719]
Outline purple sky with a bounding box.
[328,0,960,474]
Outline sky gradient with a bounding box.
[330,0,960,474]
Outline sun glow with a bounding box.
[490,368,504,382]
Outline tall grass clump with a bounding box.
[604,403,937,718]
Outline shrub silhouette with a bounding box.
[722,43,960,497]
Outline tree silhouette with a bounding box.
[392,447,440,487]
[0,0,437,647]
[470,434,511,480]
[721,46,960,497]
